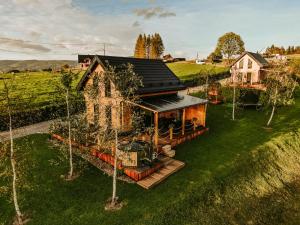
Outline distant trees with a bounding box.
[134,33,165,59]
[265,45,300,56]
[214,32,245,64]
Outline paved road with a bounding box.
[0,120,52,142]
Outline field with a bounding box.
[1,88,299,225]
[0,62,228,109]
[167,62,229,81]
[0,60,77,73]
[0,71,83,109]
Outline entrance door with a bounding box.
[246,73,252,84]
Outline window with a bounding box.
[93,76,99,89]
[239,59,244,69]
[105,105,112,128]
[104,77,111,97]
[94,104,99,124]
[248,59,253,69]
[238,73,243,82]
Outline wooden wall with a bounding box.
[185,104,206,127]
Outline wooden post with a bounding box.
[169,127,173,142]
[204,104,207,127]
[121,102,124,130]
[154,112,159,147]
[182,108,186,136]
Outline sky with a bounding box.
[0,0,299,60]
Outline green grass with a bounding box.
[0,64,228,110]
[167,62,229,81]
[1,89,300,225]
[0,71,83,109]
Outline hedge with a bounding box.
[0,100,85,131]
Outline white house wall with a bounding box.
[231,54,261,84]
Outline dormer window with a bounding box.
[248,59,253,69]
[239,59,244,69]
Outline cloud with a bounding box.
[0,0,142,59]
[133,7,176,19]
[0,37,51,52]
[132,21,140,27]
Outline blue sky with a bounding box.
[0,0,299,60]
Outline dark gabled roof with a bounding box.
[77,55,186,94]
[232,52,269,67]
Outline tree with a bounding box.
[134,33,165,59]
[260,62,298,127]
[56,69,79,180]
[215,32,245,64]
[0,75,33,225]
[153,33,165,59]
[85,62,142,209]
[230,67,243,120]
[134,34,146,58]
[145,34,151,59]
[106,63,142,209]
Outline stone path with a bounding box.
[0,120,53,142]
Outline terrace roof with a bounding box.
[139,94,208,113]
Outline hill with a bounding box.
[0,60,77,73]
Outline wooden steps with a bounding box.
[137,158,185,189]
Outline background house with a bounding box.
[231,52,269,84]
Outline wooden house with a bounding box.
[231,52,269,88]
[77,55,208,150]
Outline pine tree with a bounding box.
[134,34,146,58]
[150,35,158,59]
[146,34,151,59]
[155,33,165,58]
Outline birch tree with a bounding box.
[230,67,242,120]
[103,63,142,209]
[57,69,79,180]
[84,62,142,209]
[260,63,298,127]
[0,75,33,225]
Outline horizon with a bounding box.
[0,0,299,60]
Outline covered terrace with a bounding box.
[132,93,208,150]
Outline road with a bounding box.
[0,120,52,142]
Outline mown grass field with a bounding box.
[0,63,228,109]
[167,62,229,81]
[0,71,83,109]
[1,88,299,225]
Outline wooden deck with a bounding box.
[137,157,185,189]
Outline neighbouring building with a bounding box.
[231,52,269,85]
[77,55,208,150]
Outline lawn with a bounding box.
[1,89,299,225]
[167,62,229,81]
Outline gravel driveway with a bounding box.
[0,120,53,142]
